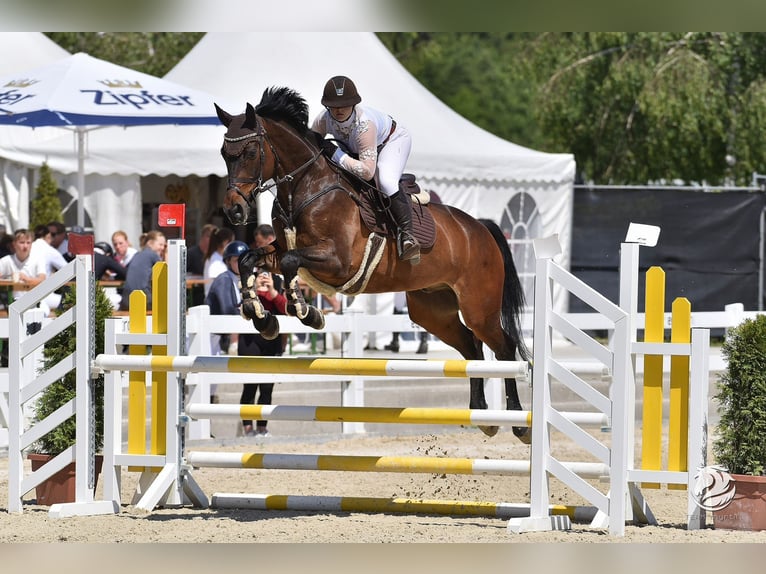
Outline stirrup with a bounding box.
[397,232,421,263]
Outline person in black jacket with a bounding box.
[94,241,127,281]
[205,240,287,436]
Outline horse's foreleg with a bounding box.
[280,251,325,330]
[505,378,530,444]
[469,377,500,437]
[238,250,280,340]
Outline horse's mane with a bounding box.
[255,86,310,134]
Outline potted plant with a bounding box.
[711,313,766,530]
[28,283,113,505]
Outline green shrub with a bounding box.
[30,163,64,230]
[713,314,766,475]
[32,284,113,454]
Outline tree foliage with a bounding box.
[521,32,766,185]
[714,314,766,475]
[30,163,63,230]
[44,32,204,77]
[378,33,547,151]
[381,32,766,186]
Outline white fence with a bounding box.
[0,299,757,449]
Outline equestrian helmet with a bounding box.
[223,240,249,263]
[321,76,361,107]
[94,241,114,257]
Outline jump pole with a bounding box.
[92,354,529,379]
[186,403,609,428]
[187,451,608,478]
[210,493,599,523]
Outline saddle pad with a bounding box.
[358,190,436,250]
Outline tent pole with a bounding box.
[77,129,85,229]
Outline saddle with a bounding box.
[357,174,437,249]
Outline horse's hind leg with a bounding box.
[450,280,530,443]
[405,290,502,437]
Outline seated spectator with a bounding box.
[94,241,127,281]
[31,224,68,277]
[118,230,166,311]
[112,230,138,268]
[47,221,68,257]
[0,228,47,310]
[31,224,68,311]
[94,241,127,309]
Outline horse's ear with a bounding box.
[245,103,257,130]
[215,103,233,127]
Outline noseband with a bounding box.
[223,119,269,210]
[223,116,322,210]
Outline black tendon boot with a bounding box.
[389,190,421,263]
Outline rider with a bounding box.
[311,75,420,262]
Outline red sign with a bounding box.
[67,232,94,255]
[158,203,186,239]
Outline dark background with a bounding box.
[570,187,766,313]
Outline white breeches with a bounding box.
[377,125,412,197]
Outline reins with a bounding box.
[223,116,323,214]
[225,115,362,228]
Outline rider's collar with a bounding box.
[331,107,356,128]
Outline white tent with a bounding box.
[164,32,576,309]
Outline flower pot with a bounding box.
[28,453,104,506]
[712,473,766,531]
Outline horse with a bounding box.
[215,86,530,441]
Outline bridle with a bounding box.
[223,115,321,212]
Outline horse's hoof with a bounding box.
[478,425,499,437]
[306,307,325,330]
[513,426,532,444]
[257,314,280,341]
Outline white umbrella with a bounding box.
[0,51,222,227]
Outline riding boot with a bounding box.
[388,190,421,262]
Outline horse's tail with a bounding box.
[479,219,529,361]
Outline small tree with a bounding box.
[30,163,63,230]
[32,284,113,454]
[713,314,766,475]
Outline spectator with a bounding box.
[47,221,68,257]
[112,230,138,268]
[118,230,166,311]
[0,229,47,310]
[0,233,13,259]
[94,241,127,281]
[31,224,68,277]
[188,223,217,307]
[251,223,276,250]
[203,227,235,297]
[206,240,287,437]
[31,224,68,312]
[189,223,217,276]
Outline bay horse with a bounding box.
[215,87,530,441]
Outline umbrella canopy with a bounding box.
[0,51,223,227]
